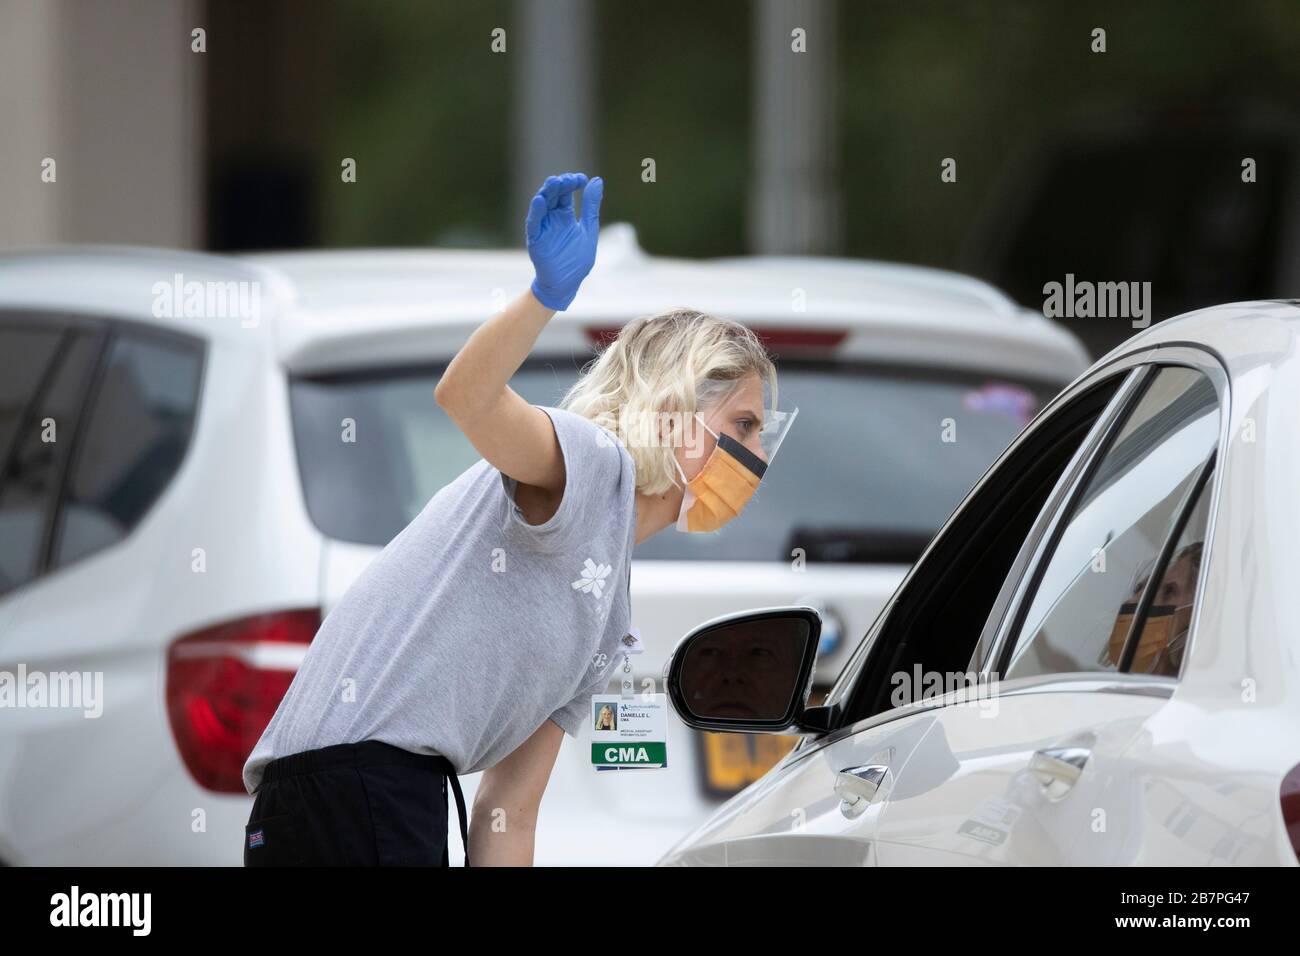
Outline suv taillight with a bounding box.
[166,609,320,793]
[1283,763,1300,862]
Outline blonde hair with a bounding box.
[560,307,777,495]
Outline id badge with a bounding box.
[590,693,668,770]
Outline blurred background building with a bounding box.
[1,0,1298,357]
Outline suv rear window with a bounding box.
[54,333,204,568]
[290,359,1057,561]
[0,319,203,593]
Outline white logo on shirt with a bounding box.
[571,558,612,599]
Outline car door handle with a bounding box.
[835,764,889,819]
[1028,746,1091,800]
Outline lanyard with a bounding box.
[618,625,644,698]
[620,560,636,698]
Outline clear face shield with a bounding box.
[672,378,798,533]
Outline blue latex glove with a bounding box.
[525,171,604,311]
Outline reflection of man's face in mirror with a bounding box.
[681,622,805,719]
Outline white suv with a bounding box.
[0,229,1088,864]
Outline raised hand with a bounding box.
[525,172,604,311]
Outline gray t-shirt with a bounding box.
[242,405,637,793]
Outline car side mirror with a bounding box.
[663,606,834,735]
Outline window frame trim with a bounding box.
[985,363,1158,678]
[964,365,1150,677]
[1116,450,1215,676]
[984,346,1230,682]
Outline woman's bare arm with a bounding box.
[434,289,566,493]
[467,719,565,865]
[435,172,603,495]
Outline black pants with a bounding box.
[244,740,469,866]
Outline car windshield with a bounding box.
[289,358,1057,562]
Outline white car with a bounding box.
[659,299,1300,866]
[0,229,1087,865]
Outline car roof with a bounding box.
[1077,299,1300,385]
[0,230,1090,381]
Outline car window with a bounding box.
[0,324,71,593]
[830,371,1130,724]
[290,359,1057,557]
[1002,366,1219,681]
[53,332,203,569]
[1125,464,1213,678]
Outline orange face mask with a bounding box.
[1105,601,1194,674]
[673,414,768,533]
